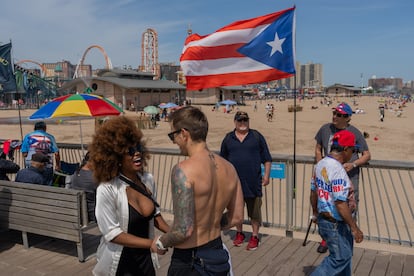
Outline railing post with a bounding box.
[285,159,294,238]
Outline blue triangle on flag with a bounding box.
[237,10,295,74]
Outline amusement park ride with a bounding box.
[15,29,160,101]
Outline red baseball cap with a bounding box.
[332,130,355,147]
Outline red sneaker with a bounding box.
[233,232,245,246]
[317,239,328,253]
[246,236,259,251]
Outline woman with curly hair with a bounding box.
[89,116,169,276]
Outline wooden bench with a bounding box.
[0,180,98,262]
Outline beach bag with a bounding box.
[192,247,230,276]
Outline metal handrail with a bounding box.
[6,142,414,247]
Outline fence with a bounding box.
[7,142,414,248]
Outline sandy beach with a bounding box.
[0,96,412,161]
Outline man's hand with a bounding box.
[352,227,363,243]
[150,236,168,255]
[262,176,270,186]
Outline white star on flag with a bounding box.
[267,33,285,56]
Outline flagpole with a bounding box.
[293,76,297,200]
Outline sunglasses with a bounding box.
[167,129,182,141]
[348,147,358,153]
[236,118,249,122]
[127,144,143,156]
[332,111,349,118]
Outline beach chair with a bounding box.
[53,161,79,187]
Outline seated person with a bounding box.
[15,153,48,185]
[0,152,20,180]
[69,152,97,222]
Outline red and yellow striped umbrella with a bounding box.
[30,94,123,119]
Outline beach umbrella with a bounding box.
[29,93,123,155]
[219,99,237,105]
[143,105,160,115]
[159,102,178,109]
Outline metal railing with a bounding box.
[7,142,414,248]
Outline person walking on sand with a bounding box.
[314,102,370,253]
[151,106,244,276]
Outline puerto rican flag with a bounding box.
[180,7,296,90]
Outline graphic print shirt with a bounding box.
[310,156,351,221]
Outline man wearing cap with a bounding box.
[21,121,60,185]
[310,130,363,275]
[314,102,370,253]
[220,111,272,251]
[15,152,49,185]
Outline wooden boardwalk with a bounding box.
[0,227,413,276]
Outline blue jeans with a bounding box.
[311,216,354,276]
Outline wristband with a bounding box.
[155,236,167,251]
[352,162,358,168]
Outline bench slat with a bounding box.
[0,200,80,217]
[0,210,80,227]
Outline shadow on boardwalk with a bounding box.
[0,228,413,276]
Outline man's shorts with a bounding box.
[245,197,262,223]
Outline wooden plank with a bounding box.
[0,192,80,208]
[2,210,79,227]
[402,255,414,276]
[370,253,391,276]
[0,206,80,222]
[354,248,377,275]
[289,242,322,275]
[386,254,404,275]
[7,217,82,234]
[0,181,81,197]
[7,224,81,242]
[0,199,80,215]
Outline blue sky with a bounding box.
[2,0,413,87]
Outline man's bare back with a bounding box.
[173,148,243,248]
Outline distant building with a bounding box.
[268,62,323,92]
[159,63,181,82]
[325,84,361,97]
[368,77,403,92]
[186,86,246,105]
[60,69,185,110]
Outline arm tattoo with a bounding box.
[160,164,194,248]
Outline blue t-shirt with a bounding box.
[220,129,272,198]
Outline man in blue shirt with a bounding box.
[310,130,363,275]
[220,111,272,251]
[21,121,60,185]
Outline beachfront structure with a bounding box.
[59,69,185,110]
[325,84,361,97]
[186,86,247,105]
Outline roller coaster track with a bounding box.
[73,44,112,78]
[15,59,47,77]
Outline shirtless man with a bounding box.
[151,106,244,275]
